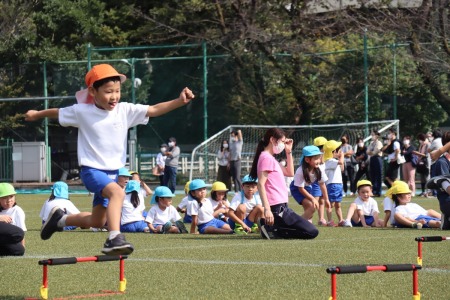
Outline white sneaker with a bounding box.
[343,220,353,227]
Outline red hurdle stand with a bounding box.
[38,255,128,300]
[415,236,449,266]
[326,264,421,300]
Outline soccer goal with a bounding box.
[189,120,399,184]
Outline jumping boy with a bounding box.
[24,64,194,255]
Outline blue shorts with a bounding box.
[290,181,321,205]
[395,215,440,229]
[327,183,343,202]
[120,220,148,232]
[183,214,192,223]
[81,166,118,208]
[352,215,374,227]
[228,217,254,230]
[198,218,227,234]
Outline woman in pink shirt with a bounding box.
[250,128,319,239]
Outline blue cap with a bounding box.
[189,179,206,191]
[118,167,132,177]
[52,181,69,199]
[242,174,258,184]
[151,186,175,204]
[125,180,141,194]
[299,145,322,165]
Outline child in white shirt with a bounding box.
[187,179,232,234]
[324,140,345,226]
[145,186,187,234]
[176,180,192,223]
[120,180,149,232]
[40,181,80,231]
[0,183,26,247]
[228,175,263,234]
[341,180,382,227]
[209,181,230,222]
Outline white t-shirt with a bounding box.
[178,196,189,210]
[39,198,80,222]
[395,203,428,220]
[387,141,401,161]
[382,197,395,225]
[209,198,230,210]
[145,205,181,226]
[229,192,261,217]
[156,152,166,170]
[187,199,215,225]
[325,158,342,184]
[353,197,379,216]
[121,193,146,225]
[429,137,443,164]
[59,102,149,170]
[0,206,26,231]
[293,164,327,187]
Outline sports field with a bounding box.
[2,193,449,299]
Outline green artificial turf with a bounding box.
[1,193,449,299]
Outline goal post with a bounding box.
[189,120,399,184]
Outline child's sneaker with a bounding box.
[101,234,134,255]
[426,175,450,191]
[41,207,64,240]
[234,224,247,235]
[412,222,423,229]
[327,220,336,227]
[162,221,172,234]
[317,220,327,226]
[250,223,259,233]
[339,220,352,227]
[175,220,188,233]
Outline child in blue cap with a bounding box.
[145,186,187,233]
[39,182,80,231]
[120,180,149,232]
[290,145,329,224]
[228,175,263,234]
[187,179,233,234]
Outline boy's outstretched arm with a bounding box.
[146,87,195,118]
[25,108,59,121]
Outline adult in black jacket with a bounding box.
[381,129,401,188]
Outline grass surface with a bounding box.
[2,193,449,299]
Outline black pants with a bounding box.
[230,160,242,192]
[342,164,355,193]
[384,161,400,188]
[0,222,25,256]
[271,203,319,239]
[369,156,383,195]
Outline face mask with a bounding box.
[403,139,410,146]
[428,137,434,142]
[358,142,364,148]
[279,160,286,167]
[371,136,376,141]
[388,134,393,139]
[223,144,228,149]
[168,142,175,147]
[273,141,285,155]
[160,147,166,153]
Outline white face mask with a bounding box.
[403,139,410,146]
[160,147,166,153]
[223,144,228,149]
[168,142,175,147]
[273,141,285,155]
[428,137,434,142]
[279,160,286,167]
[388,134,393,139]
[358,142,364,148]
[371,135,376,141]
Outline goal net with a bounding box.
[189,120,399,184]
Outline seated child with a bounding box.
[120,180,149,233]
[187,179,232,234]
[39,181,80,231]
[145,186,187,233]
[290,145,329,224]
[228,175,263,234]
[176,181,192,223]
[382,180,401,227]
[392,181,441,229]
[340,180,383,227]
[209,181,230,222]
[0,183,26,247]
[130,171,153,198]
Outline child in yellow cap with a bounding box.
[0,183,25,256]
[324,140,345,226]
[340,180,382,227]
[176,180,192,223]
[24,64,195,255]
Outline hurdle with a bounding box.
[38,255,128,300]
[415,236,449,266]
[326,264,422,300]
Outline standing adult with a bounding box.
[217,140,232,190]
[229,129,243,192]
[401,135,417,196]
[340,134,355,196]
[163,137,180,193]
[351,137,370,194]
[414,133,431,197]
[381,128,401,189]
[428,129,443,179]
[366,131,383,197]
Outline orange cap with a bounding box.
[85,64,126,87]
